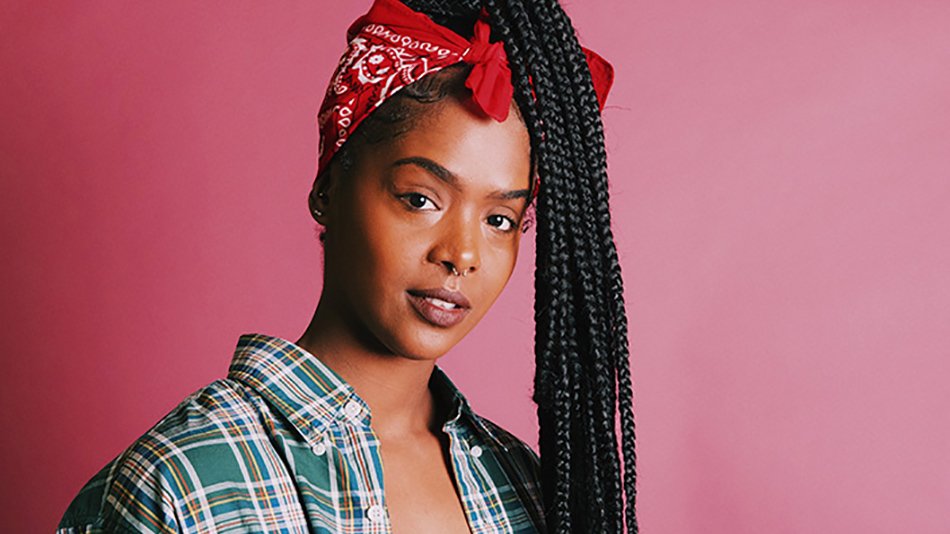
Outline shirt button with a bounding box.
[470,445,483,458]
[311,440,327,456]
[367,504,385,522]
[344,400,362,418]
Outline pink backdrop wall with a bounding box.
[2,1,948,532]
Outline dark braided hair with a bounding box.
[477,3,639,531]
[326,1,639,531]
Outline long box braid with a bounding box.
[401,1,638,532]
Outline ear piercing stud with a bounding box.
[311,192,328,217]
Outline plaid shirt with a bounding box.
[59,334,545,533]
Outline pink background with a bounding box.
[2,1,948,532]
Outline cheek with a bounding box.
[477,242,520,300]
[349,203,427,292]
[328,203,394,301]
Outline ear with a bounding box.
[308,169,336,225]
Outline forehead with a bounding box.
[381,96,533,193]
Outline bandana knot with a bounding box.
[462,15,513,122]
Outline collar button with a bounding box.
[343,399,362,419]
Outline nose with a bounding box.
[428,213,480,277]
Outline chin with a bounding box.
[390,339,454,361]
[383,327,463,361]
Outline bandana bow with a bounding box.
[462,12,512,122]
[316,0,614,179]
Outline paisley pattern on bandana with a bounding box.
[317,28,462,167]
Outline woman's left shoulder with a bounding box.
[471,414,541,470]
[468,414,546,532]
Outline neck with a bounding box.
[295,293,444,440]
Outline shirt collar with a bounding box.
[429,362,512,452]
[227,333,509,451]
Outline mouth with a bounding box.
[406,288,472,328]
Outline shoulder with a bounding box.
[471,413,541,491]
[469,413,547,532]
[58,379,265,533]
[474,414,540,471]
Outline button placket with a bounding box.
[366,503,385,523]
[311,437,328,456]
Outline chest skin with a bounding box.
[378,429,472,533]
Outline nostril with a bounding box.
[442,261,459,277]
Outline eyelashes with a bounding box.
[402,192,437,210]
[487,214,516,232]
[397,192,519,234]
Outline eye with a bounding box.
[487,214,517,232]
[400,192,437,211]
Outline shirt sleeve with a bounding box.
[57,446,181,534]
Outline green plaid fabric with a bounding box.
[59,333,545,533]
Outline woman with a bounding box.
[58,0,637,532]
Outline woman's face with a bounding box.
[315,95,532,361]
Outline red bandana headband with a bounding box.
[316,0,614,182]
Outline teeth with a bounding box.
[426,297,458,310]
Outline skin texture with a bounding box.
[295,94,531,533]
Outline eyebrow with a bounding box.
[392,156,531,201]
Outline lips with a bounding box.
[406,288,472,328]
